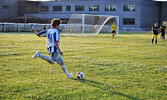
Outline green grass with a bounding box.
[0,33,167,100]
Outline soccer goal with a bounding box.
[61,14,119,37]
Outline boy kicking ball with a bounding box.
[31,18,72,78]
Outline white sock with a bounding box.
[61,65,69,76]
[39,54,52,64]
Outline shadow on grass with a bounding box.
[71,78,141,100]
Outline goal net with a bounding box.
[61,14,119,37]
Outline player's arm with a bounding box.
[38,30,47,37]
[151,27,153,34]
[31,28,40,37]
[159,26,162,32]
[31,28,47,37]
[158,27,162,33]
[115,25,117,31]
[54,42,63,55]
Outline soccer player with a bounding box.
[31,18,72,78]
[151,23,159,45]
[111,22,117,39]
[159,23,166,41]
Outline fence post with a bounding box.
[44,24,46,30]
[2,23,4,32]
[17,23,18,32]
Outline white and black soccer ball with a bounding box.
[76,72,84,79]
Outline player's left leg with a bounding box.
[152,36,154,45]
[52,53,72,78]
[112,31,116,39]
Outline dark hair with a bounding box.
[51,18,62,28]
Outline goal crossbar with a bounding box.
[61,14,119,37]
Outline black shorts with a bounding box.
[161,32,165,36]
[112,31,116,33]
[153,32,158,35]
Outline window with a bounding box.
[89,5,99,11]
[40,6,49,12]
[26,6,39,13]
[53,6,62,11]
[3,5,10,9]
[123,5,135,11]
[75,5,84,11]
[26,7,37,13]
[123,18,135,25]
[66,6,71,11]
[105,5,116,11]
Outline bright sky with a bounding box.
[153,0,167,1]
[28,0,54,1]
[28,0,167,1]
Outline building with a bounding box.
[0,0,167,30]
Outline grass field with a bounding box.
[0,32,167,100]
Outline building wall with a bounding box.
[24,0,142,29]
[0,0,166,30]
[0,0,27,19]
[161,2,167,21]
[140,0,160,29]
[0,0,17,19]
[18,1,39,16]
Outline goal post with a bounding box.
[116,16,119,37]
[82,14,85,38]
[61,14,119,37]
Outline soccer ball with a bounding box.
[76,72,84,79]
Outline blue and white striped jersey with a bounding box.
[38,29,59,54]
[46,28,59,48]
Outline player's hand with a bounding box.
[59,51,63,55]
[31,28,40,37]
[31,28,35,32]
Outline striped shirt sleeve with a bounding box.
[39,30,47,37]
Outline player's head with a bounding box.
[163,23,166,26]
[154,23,158,27]
[51,18,62,29]
[113,22,115,24]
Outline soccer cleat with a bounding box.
[68,73,73,79]
[32,51,40,59]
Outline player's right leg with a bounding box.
[61,64,73,79]
[164,36,165,41]
[152,36,154,45]
[161,35,164,41]
[32,51,54,64]
[155,38,158,45]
